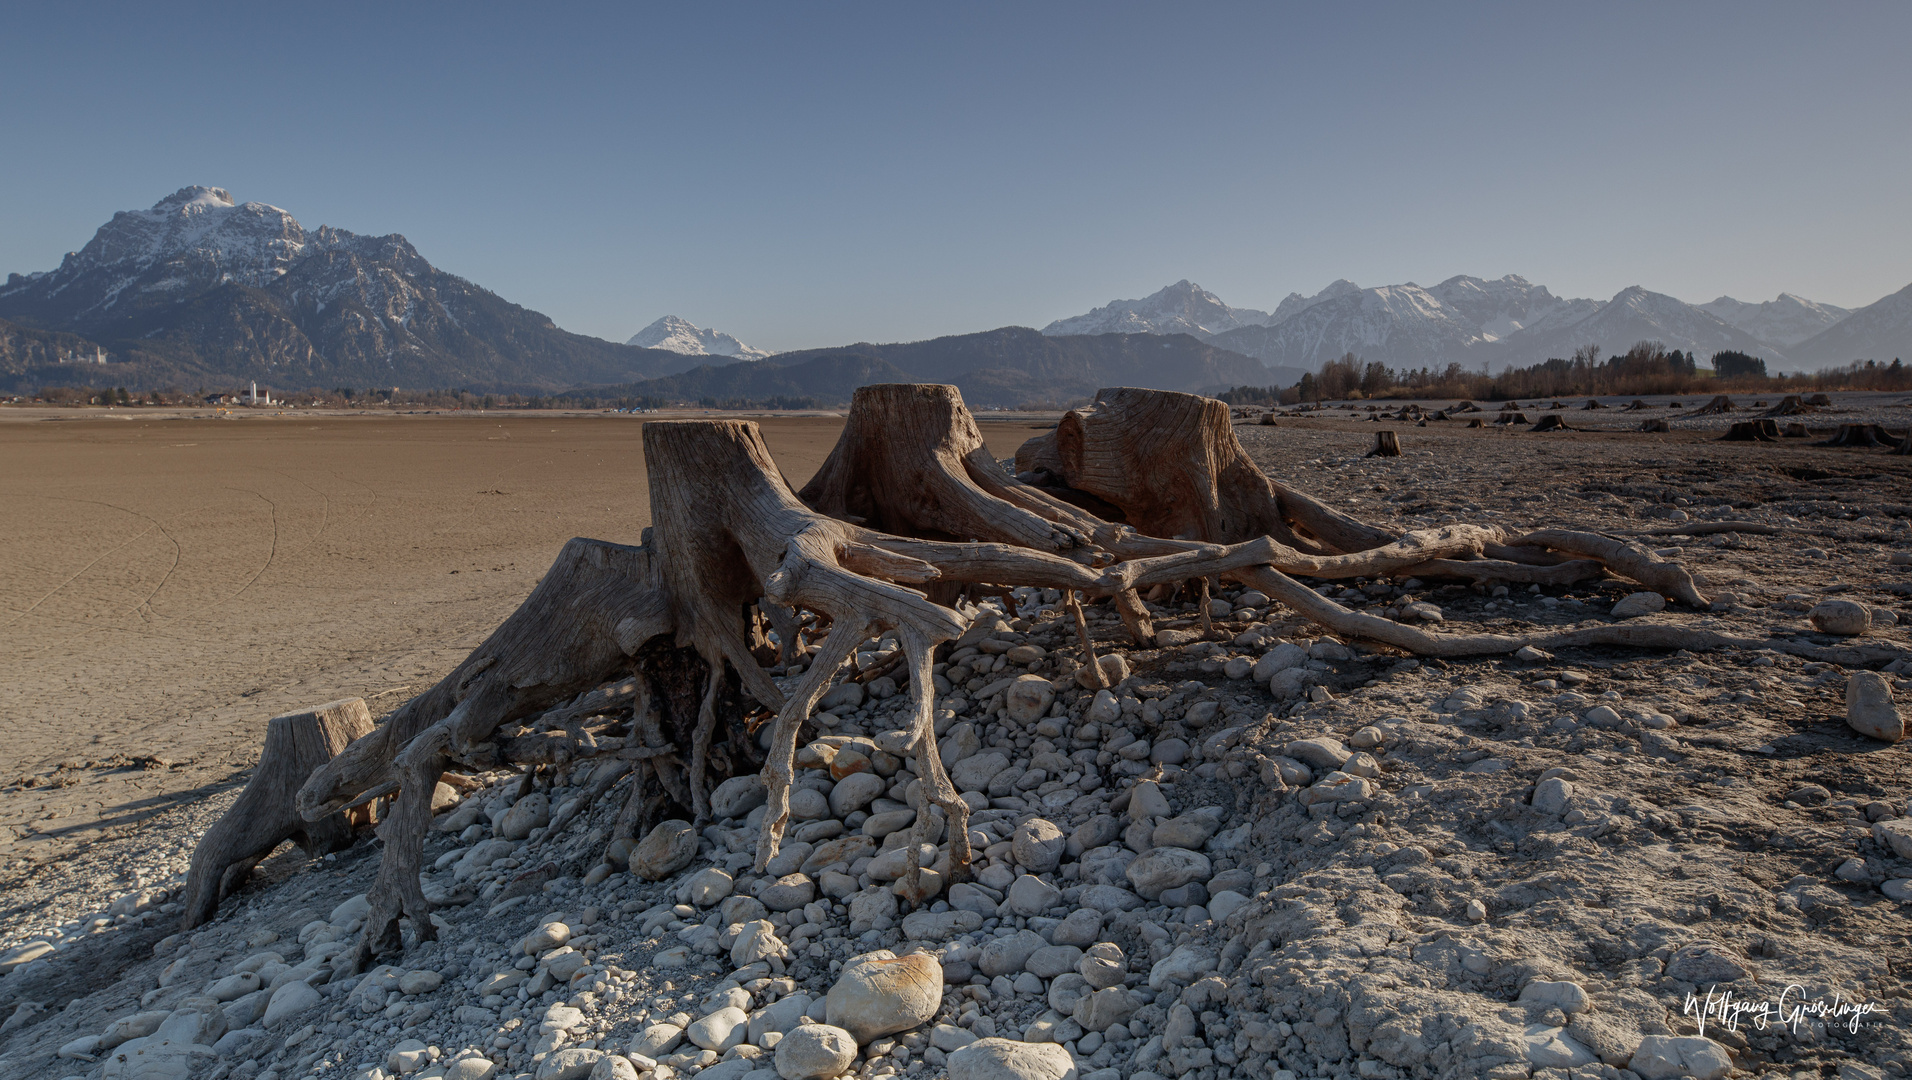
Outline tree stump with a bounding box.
[1684,395,1736,416]
[1367,431,1402,457]
[1581,399,1609,410]
[1495,412,1531,425]
[1532,415,1571,432]
[1783,422,1810,438]
[1624,399,1649,411]
[1816,424,1893,447]
[1720,420,1779,442]
[181,698,375,929]
[1467,418,1485,428]
[1893,432,1912,455]
[1765,396,1808,416]
[1639,418,1670,433]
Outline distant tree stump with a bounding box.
[1466,418,1485,428]
[1766,395,1807,416]
[1893,432,1912,455]
[1623,399,1649,411]
[1783,422,1810,438]
[1720,420,1779,442]
[1816,424,1893,447]
[1684,395,1736,416]
[1532,415,1571,432]
[180,698,375,929]
[1639,418,1670,433]
[1581,399,1609,410]
[1367,431,1402,457]
[1259,411,1277,425]
[1495,412,1531,425]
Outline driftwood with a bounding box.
[181,699,375,929]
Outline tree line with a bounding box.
[1231,343,1910,404]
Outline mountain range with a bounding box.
[5,187,1906,400]
[1044,276,1912,372]
[0,187,701,392]
[626,315,769,360]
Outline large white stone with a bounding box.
[946,1037,1078,1080]
[1004,676,1056,725]
[686,1006,749,1052]
[262,980,323,1027]
[1125,847,1210,900]
[497,792,551,840]
[1846,672,1904,743]
[774,1024,858,1080]
[824,951,942,1044]
[630,820,698,880]
[1629,1035,1732,1080]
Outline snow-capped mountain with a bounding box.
[1699,293,1850,347]
[1492,286,1776,366]
[1789,282,1912,367]
[1212,283,1491,369]
[1423,275,1597,343]
[1041,280,1274,339]
[1268,279,1362,324]
[0,186,697,390]
[1049,274,1826,371]
[627,315,768,360]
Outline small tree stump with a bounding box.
[1639,418,1670,433]
[1783,422,1810,438]
[1467,418,1485,428]
[181,698,375,929]
[1893,432,1912,455]
[1684,395,1736,416]
[1367,431,1402,457]
[1495,412,1531,425]
[1581,399,1609,410]
[1532,415,1571,432]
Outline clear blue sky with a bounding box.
[3,2,1908,352]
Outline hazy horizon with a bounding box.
[4,2,1909,353]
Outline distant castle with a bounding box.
[58,345,108,364]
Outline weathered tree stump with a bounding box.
[1639,418,1670,433]
[1783,422,1810,438]
[1816,424,1902,447]
[1623,399,1650,411]
[1467,418,1485,428]
[1366,431,1402,457]
[1685,395,1736,416]
[1495,412,1531,425]
[1581,399,1608,410]
[181,698,375,929]
[1765,396,1808,416]
[1721,420,1779,442]
[1532,415,1571,432]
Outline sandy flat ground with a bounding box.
[0,408,1052,893]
